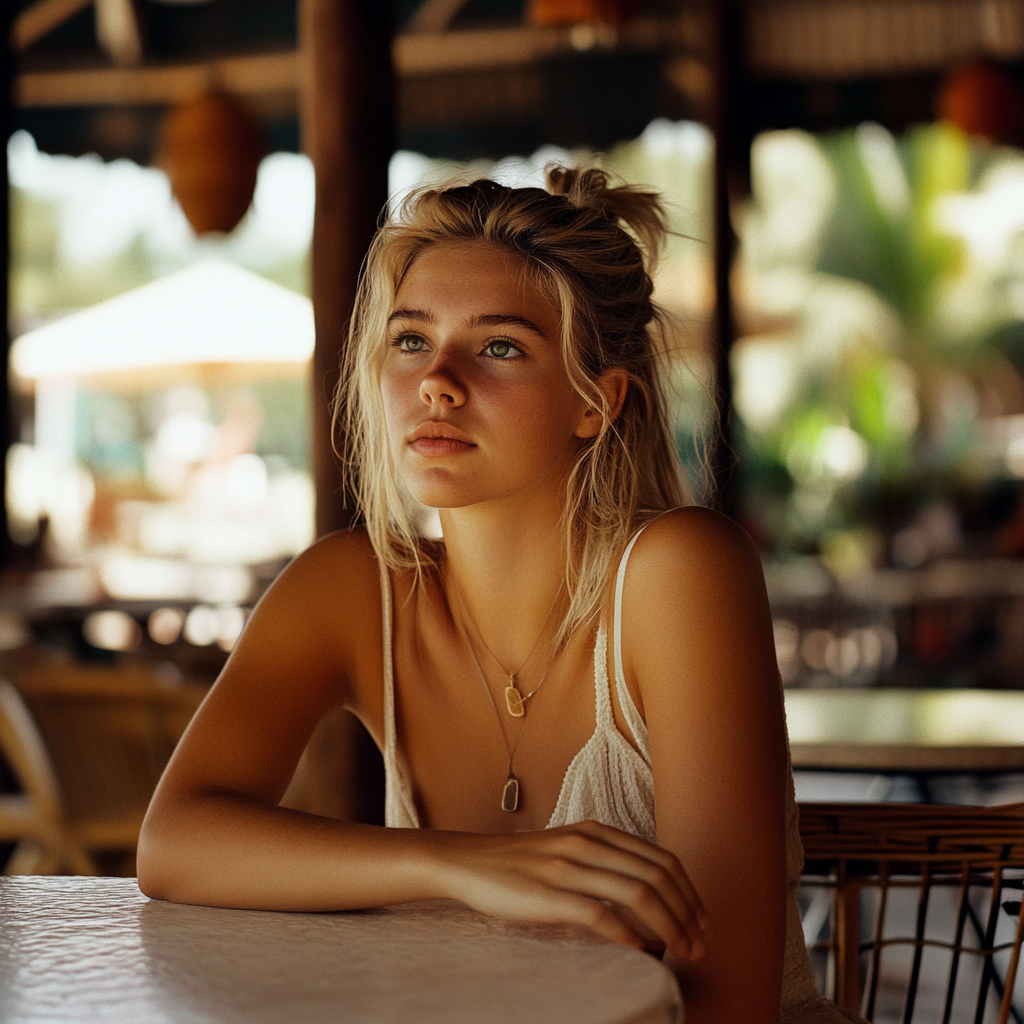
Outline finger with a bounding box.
[552,839,704,955]
[569,822,709,929]
[538,856,701,960]
[616,903,668,954]
[515,885,651,950]
[545,828,707,946]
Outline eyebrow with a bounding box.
[387,308,435,326]
[386,308,548,339]
[470,313,548,339]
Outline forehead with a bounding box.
[394,242,558,319]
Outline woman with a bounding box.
[138,168,861,1024]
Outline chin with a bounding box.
[399,464,478,510]
[408,486,478,510]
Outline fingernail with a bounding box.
[699,913,709,930]
[690,938,705,960]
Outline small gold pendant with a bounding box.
[501,775,519,812]
[504,681,525,717]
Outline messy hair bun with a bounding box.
[544,166,668,263]
[340,166,690,641]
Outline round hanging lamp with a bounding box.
[526,0,638,29]
[156,90,266,235]
[937,62,1022,145]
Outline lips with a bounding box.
[408,422,476,456]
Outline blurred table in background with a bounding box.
[767,557,1024,690]
[785,687,1024,773]
[0,876,682,1024]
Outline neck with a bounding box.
[440,491,567,671]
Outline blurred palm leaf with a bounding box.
[816,123,968,337]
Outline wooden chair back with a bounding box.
[0,660,206,874]
[798,801,1024,1024]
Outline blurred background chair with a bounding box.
[798,801,1024,1024]
[0,663,206,875]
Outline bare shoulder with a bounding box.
[271,526,379,588]
[236,527,385,684]
[626,506,765,598]
[619,507,776,707]
[255,527,381,622]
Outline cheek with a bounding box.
[379,368,412,435]
[503,386,584,456]
[517,373,584,428]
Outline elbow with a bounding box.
[136,868,168,902]
[136,822,172,901]
[136,809,190,903]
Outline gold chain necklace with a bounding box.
[457,614,559,813]
[456,584,561,718]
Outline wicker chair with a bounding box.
[798,801,1024,1024]
[0,662,206,874]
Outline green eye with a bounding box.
[400,335,425,352]
[485,339,520,359]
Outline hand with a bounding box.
[437,819,708,960]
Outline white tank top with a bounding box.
[377,530,865,1024]
[381,528,656,841]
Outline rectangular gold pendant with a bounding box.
[504,684,525,717]
[501,776,519,812]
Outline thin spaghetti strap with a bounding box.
[613,528,651,752]
[592,621,612,726]
[379,560,421,828]
[379,560,397,766]
[613,530,643,689]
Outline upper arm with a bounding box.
[623,508,787,1024]
[150,530,384,810]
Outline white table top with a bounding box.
[785,687,1024,772]
[0,876,682,1024]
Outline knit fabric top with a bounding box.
[379,530,865,1024]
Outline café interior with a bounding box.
[3,1,1024,1020]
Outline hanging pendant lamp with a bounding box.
[155,90,267,235]
[526,0,638,29]
[937,62,1022,146]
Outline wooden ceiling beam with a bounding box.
[12,16,697,108]
[12,0,144,72]
[11,0,95,52]
[94,0,143,68]
[405,0,474,35]
[14,50,299,107]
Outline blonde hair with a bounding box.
[338,166,692,641]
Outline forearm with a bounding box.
[138,804,707,961]
[137,793,455,911]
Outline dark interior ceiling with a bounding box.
[11,0,1024,167]
[14,0,301,160]
[10,0,700,164]
[14,0,297,60]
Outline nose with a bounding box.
[419,357,467,408]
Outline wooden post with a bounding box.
[2,4,16,570]
[300,0,393,539]
[834,880,862,1012]
[296,0,393,825]
[707,0,744,517]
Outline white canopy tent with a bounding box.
[7,261,316,571]
[11,260,314,384]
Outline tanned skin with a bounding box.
[138,243,787,1024]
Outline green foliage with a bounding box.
[734,123,1024,557]
[815,124,967,336]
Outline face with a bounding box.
[380,242,595,511]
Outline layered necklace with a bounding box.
[452,583,561,813]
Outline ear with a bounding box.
[573,369,629,439]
